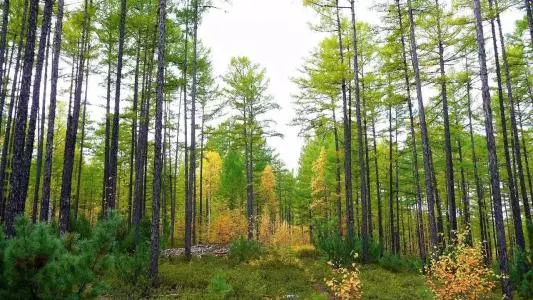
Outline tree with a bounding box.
[471,0,511,296]
[222,56,279,240]
[151,0,167,283]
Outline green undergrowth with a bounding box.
[157,245,434,299]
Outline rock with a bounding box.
[162,244,229,258]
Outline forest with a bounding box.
[0,0,531,298]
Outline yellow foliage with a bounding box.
[202,151,223,199]
[208,209,247,244]
[311,149,328,217]
[325,256,362,300]
[424,233,497,300]
[258,212,309,247]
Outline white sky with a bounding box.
[199,0,323,171]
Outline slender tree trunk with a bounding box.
[456,126,471,245]
[472,0,511,296]
[388,102,395,255]
[349,0,368,262]
[332,103,342,236]
[434,0,457,238]
[41,0,64,223]
[407,0,438,251]
[32,31,51,223]
[185,0,199,259]
[128,45,141,227]
[151,0,166,284]
[487,0,525,251]
[372,116,384,249]
[5,0,40,236]
[335,0,354,243]
[495,0,532,227]
[106,0,127,213]
[395,0,426,261]
[0,0,10,128]
[74,62,90,220]
[59,0,90,234]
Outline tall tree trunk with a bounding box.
[372,116,384,249]
[407,0,438,251]
[434,0,457,238]
[388,102,395,255]
[332,103,342,236]
[106,0,127,214]
[59,0,90,234]
[0,0,10,128]
[335,0,354,243]
[151,0,166,284]
[487,0,525,251]
[395,0,426,261]
[41,0,64,223]
[74,62,90,220]
[472,0,511,296]
[349,0,368,263]
[495,0,532,228]
[185,0,199,259]
[32,31,51,223]
[128,45,141,227]
[5,0,39,236]
[0,0,26,221]
[456,123,471,245]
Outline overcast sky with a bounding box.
[199,0,324,171]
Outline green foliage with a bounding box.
[0,214,151,299]
[228,237,264,264]
[509,247,533,298]
[378,254,423,273]
[313,221,382,266]
[208,270,233,299]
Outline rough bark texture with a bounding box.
[407,0,438,250]
[41,0,64,222]
[472,0,511,296]
[106,0,127,213]
[5,0,39,236]
[59,0,90,234]
[395,0,426,261]
[151,0,166,283]
[335,0,354,243]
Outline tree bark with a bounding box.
[151,0,166,284]
[5,0,40,236]
[59,0,90,234]
[41,0,64,223]
[472,0,511,296]
[407,0,438,251]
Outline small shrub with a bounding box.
[324,255,362,300]
[208,270,233,299]
[424,233,497,300]
[378,254,423,273]
[510,247,533,298]
[228,237,263,264]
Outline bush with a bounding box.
[510,247,533,298]
[378,254,423,273]
[228,237,263,263]
[325,256,362,300]
[424,233,497,300]
[0,213,152,299]
[208,270,233,299]
[313,221,381,266]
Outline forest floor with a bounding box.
[155,245,435,299]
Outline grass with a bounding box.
[155,245,438,299]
